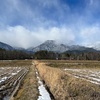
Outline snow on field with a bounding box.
[64,68,100,85]
[0,67,22,83]
[35,69,51,100]
[0,76,7,83]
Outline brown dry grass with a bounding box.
[0,60,32,67]
[34,60,100,100]
[45,60,100,69]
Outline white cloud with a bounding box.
[80,25,100,45]
[0,26,35,48]
[35,27,75,44]
[0,0,100,48]
[0,25,75,48]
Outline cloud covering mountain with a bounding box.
[28,40,97,53]
[0,0,100,48]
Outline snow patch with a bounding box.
[35,69,51,100]
[38,80,51,100]
[0,76,8,83]
[12,73,17,75]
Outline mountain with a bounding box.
[69,45,88,51]
[14,47,26,51]
[28,40,97,53]
[0,40,97,53]
[68,45,96,52]
[0,42,14,50]
[28,40,69,53]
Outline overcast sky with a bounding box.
[0,0,100,48]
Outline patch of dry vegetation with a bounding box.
[35,60,100,100]
[0,60,32,67]
[46,60,100,69]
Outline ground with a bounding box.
[0,60,100,100]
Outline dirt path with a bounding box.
[14,65,39,100]
[12,61,52,100]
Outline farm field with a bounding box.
[0,66,28,99]
[0,60,100,100]
[46,60,100,85]
[36,60,100,100]
[0,60,39,100]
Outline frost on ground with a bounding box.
[35,69,51,100]
[64,68,100,85]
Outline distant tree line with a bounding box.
[0,48,33,60]
[0,48,100,60]
[61,50,100,60]
[33,50,100,60]
[33,50,57,59]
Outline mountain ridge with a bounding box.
[0,40,99,53]
[0,42,14,50]
[28,40,97,53]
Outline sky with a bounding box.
[0,0,100,48]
